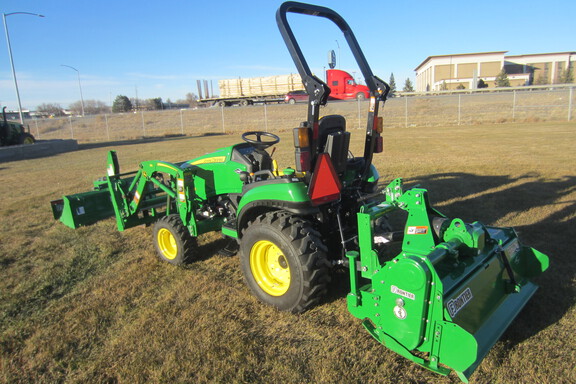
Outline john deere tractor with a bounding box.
[51,2,548,382]
[0,107,35,146]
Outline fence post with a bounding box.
[569,87,573,121]
[357,98,361,129]
[405,96,408,128]
[458,94,461,125]
[180,109,184,135]
[141,110,145,136]
[221,105,226,133]
[34,119,40,139]
[512,90,517,121]
[69,116,74,139]
[105,114,110,141]
[263,103,268,132]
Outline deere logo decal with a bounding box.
[447,287,473,318]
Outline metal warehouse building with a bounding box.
[415,51,575,92]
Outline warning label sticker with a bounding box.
[407,226,428,235]
[394,306,407,320]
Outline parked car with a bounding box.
[284,90,308,104]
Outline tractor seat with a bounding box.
[317,114,350,174]
[232,143,273,174]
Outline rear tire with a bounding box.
[356,92,366,101]
[240,211,330,313]
[153,214,196,265]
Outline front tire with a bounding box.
[19,133,35,145]
[153,215,196,265]
[240,211,330,313]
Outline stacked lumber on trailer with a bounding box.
[219,74,304,98]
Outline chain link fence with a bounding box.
[31,87,574,143]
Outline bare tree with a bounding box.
[69,100,110,115]
[37,103,65,117]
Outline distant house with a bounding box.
[415,51,575,92]
[3,110,32,120]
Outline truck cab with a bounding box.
[326,69,369,100]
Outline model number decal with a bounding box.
[191,156,226,165]
[447,287,473,318]
[391,285,415,300]
[407,226,428,235]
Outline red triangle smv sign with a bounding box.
[308,153,342,205]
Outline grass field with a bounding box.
[1,119,575,383]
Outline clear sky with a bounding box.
[1,0,574,110]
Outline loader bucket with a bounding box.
[347,180,549,382]
[50,188,115,229]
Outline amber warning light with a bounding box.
[293,126,311,172]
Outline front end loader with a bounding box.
[50,2,548,382]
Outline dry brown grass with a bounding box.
[1,118,575,383]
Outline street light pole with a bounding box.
[2,12,45,124]
[61,64,85,116]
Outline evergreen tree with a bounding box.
[558,67,574,83]
[402,78,414,92]
[145,97,163,110]
[495,69,511,87]
[112,95,132,113]
[439,81,448,91]
[388,73,396,97]
[477,79,488,88]
[534,74,548,85]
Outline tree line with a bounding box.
[36,93,198,117]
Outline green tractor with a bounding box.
[50,2,548,382]
[0,107,35,146]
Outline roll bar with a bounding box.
[276,1,390,179]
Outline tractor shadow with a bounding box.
[323,172,575,345]
[77,133,225,151]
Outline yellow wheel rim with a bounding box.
[250,240,290,296]
[23,137,34,144]
[157,228,178,260]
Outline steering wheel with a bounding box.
[241,131,280,149]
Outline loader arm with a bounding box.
[52,151,200,235]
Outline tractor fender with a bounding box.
[236,180,317,235]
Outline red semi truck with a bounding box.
[199,69,369,107]
[325,69,369,100]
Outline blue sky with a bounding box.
[1,0,574,110]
